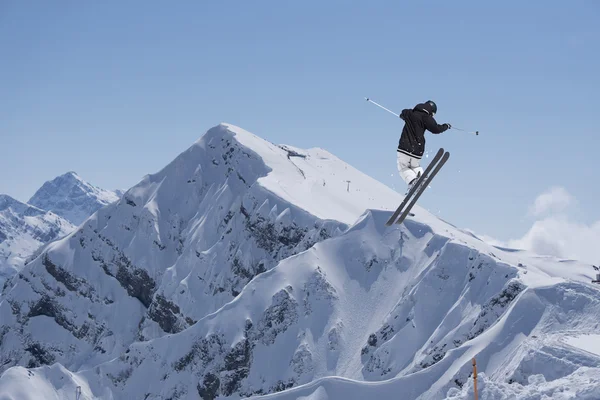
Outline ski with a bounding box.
[385,148,445,226]
[395,150,450,225]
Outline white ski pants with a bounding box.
[397,151,423,185]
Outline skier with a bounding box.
[397,100,451,193]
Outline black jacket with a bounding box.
[397,102,448,158]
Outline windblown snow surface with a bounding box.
[0,124,598,400]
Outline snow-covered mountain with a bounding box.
[0,123,599,400]
[0,173,120,291]
[0,195,75,291]
[28,171,121,226]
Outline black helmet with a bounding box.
[425,100,437,115]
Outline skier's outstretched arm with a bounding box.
[424,115,450,134]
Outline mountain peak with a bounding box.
[192,122,402,225]
[59,171,82,181]
[28,172,121,225]
[49,171,89,188]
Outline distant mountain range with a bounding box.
[0,172,121,289]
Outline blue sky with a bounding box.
[1,1,598,244]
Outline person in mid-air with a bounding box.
[397,100,451,193]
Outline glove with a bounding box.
[444,123,452,130]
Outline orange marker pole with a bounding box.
[472,358,478,400]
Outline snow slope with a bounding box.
[43,210,596,400]
[1,123,598,400]
[0,364,103,400]
[0,195,74,291]
[28,171,121,226]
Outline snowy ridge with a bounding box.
[28,171,121,225]
[224,124,401,225]
[0,195,74,291]
[34,210,597,400]
[1,123,599,400]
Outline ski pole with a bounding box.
[365,97,399,118]
[452,126,479,136]
[366,97,479,135]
